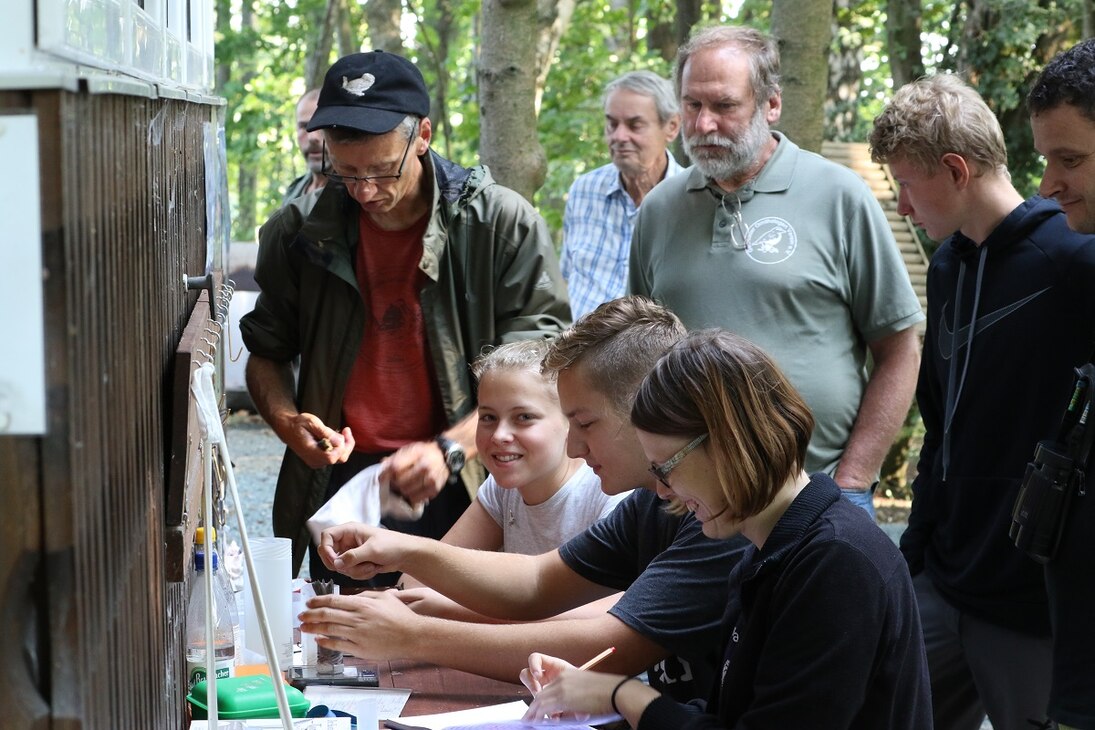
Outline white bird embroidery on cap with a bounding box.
[342,73,376,96]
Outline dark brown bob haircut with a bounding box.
[631,329,814,521]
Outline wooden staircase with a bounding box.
[822,141,929,318]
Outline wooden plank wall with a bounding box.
[0,87,216,730]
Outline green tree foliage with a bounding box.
[822,0,1085,197]
[216,0,1088,244]
[536,1,681,233]
[938,0,1085,195]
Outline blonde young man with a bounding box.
[629,26,924,516]
[870,73,1095,730]
[1029,38,1095,730]
[561,71,682,318]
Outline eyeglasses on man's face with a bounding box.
[648,433,709,490]
[322,129,415,188]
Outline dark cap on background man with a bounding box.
[308,51,431,134]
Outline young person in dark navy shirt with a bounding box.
[522,329,931,730]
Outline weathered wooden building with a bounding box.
[0,1,225,727]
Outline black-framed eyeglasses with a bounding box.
[648,433,709,489]
[322,129,415,188]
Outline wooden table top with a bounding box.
[379,658,531,717]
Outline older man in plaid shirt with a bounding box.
[561,71,682,318]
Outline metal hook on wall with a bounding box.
[214,279,245,363]
[184,273,219,325]
[199,337,218,360]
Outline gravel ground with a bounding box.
[222,410,285,549]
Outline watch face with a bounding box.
[437,436,465,475]
[446,446,466,473]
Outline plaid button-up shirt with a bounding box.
[561,152,684,318]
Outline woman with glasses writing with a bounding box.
[521,329,931,729]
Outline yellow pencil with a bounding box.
[578,646,616,671]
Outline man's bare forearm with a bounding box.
[398,540,604,621]
[835,327,921,488]
[245,354,299,438]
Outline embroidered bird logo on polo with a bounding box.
[342,73,376,96]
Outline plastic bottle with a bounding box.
[185,527,237,688]
[204,527,242,662]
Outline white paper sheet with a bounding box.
[392,699,528,728]
[386,699,611,730]
[304,685,412,721]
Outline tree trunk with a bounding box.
[826,0,863,142]
[414,0,457,159]
[886,0,924,90]
[230,0,259,242]
[237,168,257,242]
[337,0,358,57]
[534,0,577,113]
[478,0,547,202]
[675,0,703,49]
[304,0,340,90]
[771,0,833,153]
[364,0,404,53]
[214,0,232,92]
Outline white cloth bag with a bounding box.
[306,463,426,544]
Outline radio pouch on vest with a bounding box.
[1010,362,1095,563]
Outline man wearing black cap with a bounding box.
[240,51,571,583]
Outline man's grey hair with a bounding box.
[323,114,419,145]
[603,71,680,125]
[675,26,781,108]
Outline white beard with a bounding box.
[683,107,771,182]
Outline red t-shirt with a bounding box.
[341,209,445,452]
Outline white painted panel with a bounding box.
[0,115,46,435]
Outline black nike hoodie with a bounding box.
[900,195,1095,635]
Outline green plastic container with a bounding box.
[187,675,310,720]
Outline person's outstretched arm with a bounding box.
[319,522,613,620]
[299,588,667,683]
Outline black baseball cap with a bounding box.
[307,51,430,134]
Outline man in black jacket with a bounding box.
[871,73,1095,730]
[1029,38,1095,730]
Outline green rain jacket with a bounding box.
[241,150,571,573]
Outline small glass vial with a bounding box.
[311,580,344,675]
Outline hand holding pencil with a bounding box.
[519,646,615,694]
[520,646,656,724]
[577,646,616,671]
